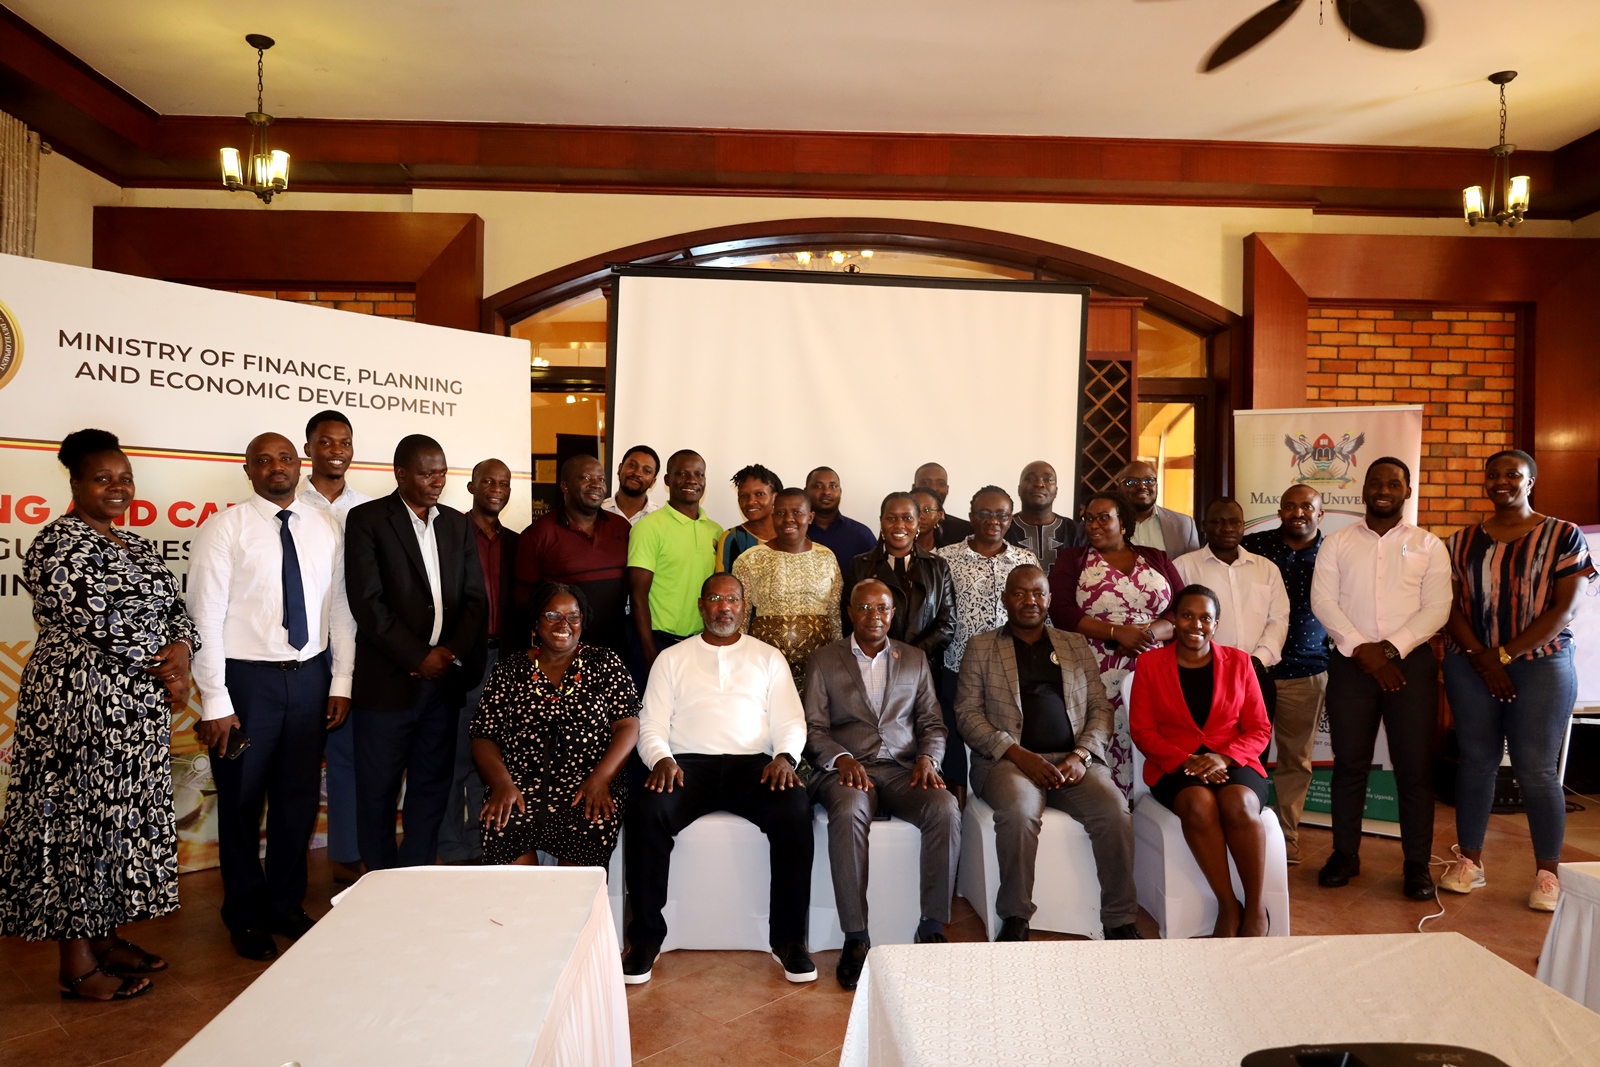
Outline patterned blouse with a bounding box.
[1447,517,1595,661]
[934,540,1039,671]
[732,542,844,688]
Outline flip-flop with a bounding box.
[100,936,168,975]
[60,966,153,1001]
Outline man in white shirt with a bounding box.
[1174,498,1290,725]
[1310,457,1451,900]
[189,432,355,961]
[298,409,369,881]
[600,443,660,525]
[622,573,814,986]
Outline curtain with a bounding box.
[0,110,41,258]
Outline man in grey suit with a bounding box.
[803,579,960,991]
[1117,460,1201,557]
[956,565,1140,942]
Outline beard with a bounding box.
[704,614,741,638]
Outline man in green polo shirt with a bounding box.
[628,449,723,670]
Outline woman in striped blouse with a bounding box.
[1440,449,1595,911]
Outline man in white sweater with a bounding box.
[623,573,814,986]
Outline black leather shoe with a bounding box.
[913,928,948,944]
[1103,923,1144,940]
[269,910,316,941]
[229,927,278,962]
[836,938,869,990]
[1318,849,1361,888]
[771,942,817,983]
[621,942,659,986]
[1403,861,1436,900]
[996,917,1030,942]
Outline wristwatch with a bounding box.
[1379,640,1401,660]
[775,752,797,767]
[1072,747,1093,766]
[1497,646,1513,666]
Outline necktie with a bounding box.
[278,509,309,651]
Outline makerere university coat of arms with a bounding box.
[1285,431,1366,487]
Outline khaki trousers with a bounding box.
[1269,672,1327,858]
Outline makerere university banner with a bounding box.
[0,253,531,868]
[1234,405,1424,835]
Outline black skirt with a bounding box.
[1150,763,1269,810]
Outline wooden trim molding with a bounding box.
[93,208,485,331]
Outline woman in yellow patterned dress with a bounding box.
[732,488,843,693]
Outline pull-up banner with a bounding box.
[0,253,531,868]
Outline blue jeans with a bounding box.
[1443,646,1575,861]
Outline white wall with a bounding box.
[33,151,120,267]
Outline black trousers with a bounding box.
[352,679,462,870]
[1327,645,1439,863]
[624,753,814,948]
[935,666,968,788]
[211,656,331,932]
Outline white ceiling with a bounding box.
[16,0,1600,150]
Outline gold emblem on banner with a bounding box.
[0,296,22,391]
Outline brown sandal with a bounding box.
[59,966,152,1002]
[98,936,167,975]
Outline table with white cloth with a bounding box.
[164,867,628,1067]
[841,933,1600,1067]
[1538,860,1600,1011]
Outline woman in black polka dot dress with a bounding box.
[471,583,640,866]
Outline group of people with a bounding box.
[0,415,1589,1000]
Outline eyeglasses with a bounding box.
[703,594,745,605]
[1121,478,1157,488]
[972,510,1012,522]
[852,604,894,617]
[1082,512,1117,526]
[541,611,583,625]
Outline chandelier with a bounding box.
[220,34,289,203]
[792,249,875,272]
[1462,71,1529,229]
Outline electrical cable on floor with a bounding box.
[1416,854,1450,932]
[1562,784,1599,810]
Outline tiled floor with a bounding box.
[3,798,1596,1067]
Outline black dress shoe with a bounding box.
[771,942,817,984]
[996,917,1030,942]
[230,927,278,962]
[1318,849,1361,888]
[1103,923,1144,940]
[1403,860,1436,900]
[269,911,316,941]
[913,928,948,944]
[621,942,660,986]
[836,938,869,990]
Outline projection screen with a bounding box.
[609,267,1088,529]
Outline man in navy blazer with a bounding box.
[344,434,486,870]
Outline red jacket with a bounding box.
[1128,643,1272,785]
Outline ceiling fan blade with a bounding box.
[1202,0,1304,72]
[1334,0,1427,51]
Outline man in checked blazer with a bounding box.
[955,564,1140,942]
[344,433,486,871]
[803,578,960,990]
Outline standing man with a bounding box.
[627,450,722,670]
[603,445,660,525]
[1311,458,1451,899]
[804,466,877,574]
[189,432,354,961]
[623,574,815,985]
[344,434,486,871]
[956,566,1141,942]
[1006,460,1081,572]
[439,459,518,866]
[516,455,632,657]
[299,409,368,881]
[1174,499,1290,721]
[804,579,959,990]
[1241,485,1330,865]
[913,462,973,547]
[1117,461,1200,557]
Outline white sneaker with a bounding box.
[1438,845,1485,894]
[1529,870,1561,912]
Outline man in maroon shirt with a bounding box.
[439,458,518,864]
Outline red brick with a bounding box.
[335,301,375,314]
[1323,360,1359,373]
[1467,311,1505,321]
[1433,310,1468,321]
[1392,335,1433,348]
[375,302,413,316]
[1447,377,1486,390]
[1373,375,1409,388]
[356,291,395,301]
[1357,309,1395,319]
[1306,332,1325,345]
[1339,374,1376,387]
[1450,321,1486,335]
[1485,404,1515,417]
[1357,333,1391,347]
[1485,321,1516,335]
[1308,318,1340,331]
[305,300,336,308]
[1307,373,1338,387]
[1341,348,1376,361]
[1307,346,1338,360]
[1467,417,1504,430]
[1446,431,1482,443]
[1429,391,1466,404]
[1434,416,1467,430]
[1322,333,1358,345]
[1413,321,1449,333]
[1321,387,1357,401]
[1356,388,1394,401]
[1422,430,1448,443]
[1357,361,1393,374]
[1431,362,1467,375]
[1412,374,1447,388]
[275,290,315,300]
[1418,483,1448,498]
[1375,320,1410,333]
[1306,387,1321,400]
[1446,403,1484,416]
[1446,457,1481,471]
[316,291,357,301]
[1484,377,1515,390]
[1437,470,1466,484]
[1393,361,1431,374]
[1466,335,1500,349]
[1466,391,1500,403]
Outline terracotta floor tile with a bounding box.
[725,987,853,1062]
[803,1047,843,1066]
[633,1023,810,1067]
[656,954,799,1023]
[624,985,728,1061]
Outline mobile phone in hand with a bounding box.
[223,728,252,760]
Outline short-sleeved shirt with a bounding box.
[1446,518,1594,661]
[516,507,631,654]
[626,504,723,638]
[1241,529,1329,679]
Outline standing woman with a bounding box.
[473,583,640,866]
[1440,449,1594,910]
[1049,490,1185,797]
[716,464,782,573]
[0,430,198,1000]
[732,488,843,692]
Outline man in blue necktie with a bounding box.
[189,432,356,961]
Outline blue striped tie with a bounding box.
[277,509,309,651]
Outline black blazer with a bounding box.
[841,544,956,664]
[345,491,487,709]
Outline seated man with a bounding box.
[956,565,1141,941]
[803,579,960,990]
[623,574,815,985]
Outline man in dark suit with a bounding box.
[344,433,487,870]
[804,578,960,990]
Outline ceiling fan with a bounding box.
[1202,0,1428,72]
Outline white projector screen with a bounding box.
[609,268,1087,530]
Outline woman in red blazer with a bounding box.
[1129,584,1274,937]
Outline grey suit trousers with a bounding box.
[980,757,1137,927]
[814,761,961,932]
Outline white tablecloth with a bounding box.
[1538,861,1600,1011]
[164,867,628,1067]
[841,933,1600,1067]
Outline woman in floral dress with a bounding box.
[1048,490,1185,796]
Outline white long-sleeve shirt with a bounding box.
[188,493,356,720]
[298,481,369,527]
[636,633,806,768]
[1174,544,1290,666]
[1310,519,1452,659]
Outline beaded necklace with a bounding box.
[529,648,583,702]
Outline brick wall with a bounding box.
[232,289,416,320]
[1305,307,1516,538]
